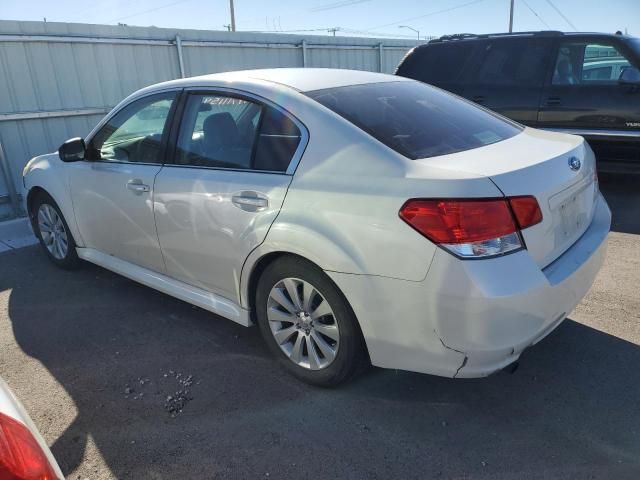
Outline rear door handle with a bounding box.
[126,179,150,193]
[546,96,562,106]
[232,193,268,211]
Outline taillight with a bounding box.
[0,412,58,480]
[399,196,542,259]
[509,196,543,229]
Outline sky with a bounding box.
[1,0,639,39]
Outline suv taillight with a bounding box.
[399,197,542,258]
[0,412,58,479]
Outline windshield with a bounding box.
[306,80,522,160]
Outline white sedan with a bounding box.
[22,68,610,386]
[0,377,63,479]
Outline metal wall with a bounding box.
[0,20,418,220]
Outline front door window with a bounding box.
[87,92,176,163]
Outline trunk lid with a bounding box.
[414,128,598,267]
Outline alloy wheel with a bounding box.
[37,204,68,260]
[267,278,340,370]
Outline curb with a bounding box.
[0,217,38,252]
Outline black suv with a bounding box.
[396,31,640,172]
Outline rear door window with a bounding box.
[175,94,260,169]
[473,39,549,86]
[552,42,632,85]
[175,93,302,172]
[253,107,303,172]
[306,80,522,160]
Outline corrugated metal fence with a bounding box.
[0,20,419,220]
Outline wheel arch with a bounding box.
[242,250,371,361]
[26,186,48,224]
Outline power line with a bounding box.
[366,0,489,31]
[65,0,121,21]
[246,26,422,40]
[521,0,551,29]
[544,0,578,31]
[109,0,196,23]
[340,28,428,39]
[248,27,332,33]
[310,0,372,12]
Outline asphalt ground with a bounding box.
[0,174,638,479]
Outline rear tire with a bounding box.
[255,256,367,387]
[31,192,81,270]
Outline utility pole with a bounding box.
[328,27,340,36]
[508,0,514,33]
[229,0,236,32]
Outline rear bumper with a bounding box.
[328,193,611,378]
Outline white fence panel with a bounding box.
[0,20,419,220]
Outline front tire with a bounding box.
[255,256,367,387]
[31,192,81,269]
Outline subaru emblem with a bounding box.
[568,156,581,171]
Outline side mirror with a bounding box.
[619,67,640,86]
[58,137,86,162]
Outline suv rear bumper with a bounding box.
[545,128,640,173]
[327,193,611,378]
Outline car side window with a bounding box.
[552,42,632,85]
[253,107,302,172]
[87,92,176,163]
[475,39,548,86]
[175,93,302,172]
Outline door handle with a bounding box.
[232,193,268,212]
[126,179,150,193]
[546,96,562,106]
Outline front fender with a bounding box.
[23,154,84,247]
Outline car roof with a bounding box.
[426,31,634,44]
[184,68,408,93]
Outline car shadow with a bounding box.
[599,172,640,235]
[2,246,640,479]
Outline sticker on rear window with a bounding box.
[473,130,503,144]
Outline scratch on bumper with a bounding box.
[437,332,468,379]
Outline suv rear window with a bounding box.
[475,39,549,86]
[306,81,522,160]
[396,44,475,84]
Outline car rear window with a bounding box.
[306,80,522,160]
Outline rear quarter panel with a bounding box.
[241,94,504,307]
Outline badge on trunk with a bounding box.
[568,156,581,171]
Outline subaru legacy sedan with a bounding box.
[22,69,610,386]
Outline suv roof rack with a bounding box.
[428,30,564,44]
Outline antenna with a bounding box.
[509,0,515,32]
